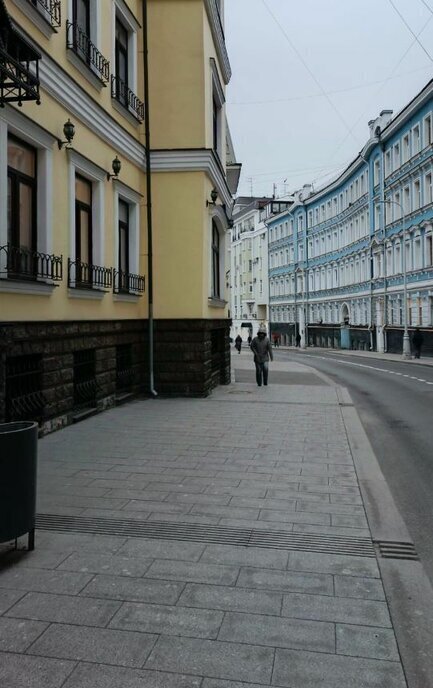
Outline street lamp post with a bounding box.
[375,199,411,359]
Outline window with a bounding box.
[385,150,392,176]
[117,200,129,291]
[403,186,410,214]
[424,114,432,147]
[393,143,400,170]
[373,158,380,185]
[114,18,128,107]
[413,179,421,210]
[7,137,37,275]
[211,221,220,298]
[413,125,420,155]
[211,59,225,160]
[425,172,432,205]
[402,133,410,163]
[75,175,92,282]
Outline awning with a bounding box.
[0,0,41,106]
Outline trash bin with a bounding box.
[0,421,38,550]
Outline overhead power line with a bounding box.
[260,0,361,147]
[387,0,433,62]
[228,64,432,106]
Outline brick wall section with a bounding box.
[0,318,231,430]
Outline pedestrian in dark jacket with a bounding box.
[295,332,301,347]
[251,323,273,386]
[235,335,242,354]
[412,328,424,358]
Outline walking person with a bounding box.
[235,334,242,354]
[295,332,301,348]
[251,323,273,386]
[412,328,424,359]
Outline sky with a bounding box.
[225,0,433,198]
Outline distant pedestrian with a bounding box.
[412,328,424,359]
[247,334,252,347]
[251,323,273,386]
[235,334,242,354]
[295,332,301,348]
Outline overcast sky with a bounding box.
[225,0,433,198]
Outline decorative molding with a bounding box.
[67,288,106,300]
[150,148,233,209]
[204,0,231,85]
[37,46,146,167]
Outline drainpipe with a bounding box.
[143,0,157,397]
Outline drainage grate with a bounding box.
[375,540,418,560]
[36,513,375,558]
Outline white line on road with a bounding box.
[300,353,433,387]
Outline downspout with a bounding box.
[143,0,157,396]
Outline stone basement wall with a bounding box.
[0,318,231,433]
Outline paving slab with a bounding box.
[80,574,184,604]
[336,623,400,661]
[109,601,223,638]
[178,583,282,615]
[287,551,380,578]
[237,567,333,595]
[0,617,48,652]
[0,568,93,595]
[145,635,274,684]
[282,592,392,627]
[28,623,157,668]
[57,552,153,577]
[6,591,121,627]
[0,651,76,688]
[272,648,407,687]
[218,611,335,653]
[144,560,239,585]
[200,544,289,569]
[62,662,202,688]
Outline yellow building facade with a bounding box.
[0,0,239,431]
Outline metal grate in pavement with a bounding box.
[375,540,418,560]
[36,513,375,558]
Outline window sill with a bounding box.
[68,288,106,300]
[208,296,227,308]
[113,292,141,302]
[66,49,105,92]
[0,278,58,296]
[11,0,58,38]
[111,98,142,127]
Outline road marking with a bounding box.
[300,353,433,387]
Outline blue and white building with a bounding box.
[268,79,433,355]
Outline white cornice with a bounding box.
[204,0,232,85]
[38,48,146,168]
[150,149,233,209]
[381,79,433,142]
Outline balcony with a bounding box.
[113,269,145,295]
[66,21,109,84]
[0,2,41,106]
[28,0,61,28]
[68,259,112,290]
[111,75,144,122]
[0,244,63,281]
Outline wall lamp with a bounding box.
[206,188,218,206]
[107,156,121,181]
[57,119,75,149]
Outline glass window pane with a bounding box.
[8,139,35,177]
[76,176,92,205]
[19,184,33,250]
[116,19,128,50]
[79,209,90,263]
[119,200,129,223]
[119,225,128,271]
[7,177,12,243]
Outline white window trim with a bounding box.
[113,180,142,295]
[67,149,106,286]
[0,108,55,257]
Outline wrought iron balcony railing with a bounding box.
[0,244,63,281]
[111,75,144,122]
[29,0,61,28]
[68,258,112,289]
[113,269,145,294]
[66,21,109,84]
[0,42,40,106]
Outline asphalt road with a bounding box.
[277,348,433,587]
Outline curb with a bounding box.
[341,393,433,688]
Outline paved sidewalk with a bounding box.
[0,354,408,687]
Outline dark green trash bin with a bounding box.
[0,421,38,550]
